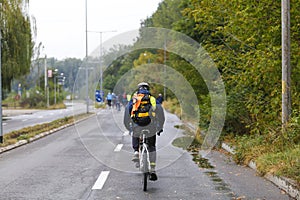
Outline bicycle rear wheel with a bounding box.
[141,152,149,191]
[143,172,148,191]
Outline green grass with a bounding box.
[94,103,106,109]
[256,145,300,184]
[230,133,300,185]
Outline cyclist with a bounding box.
[124,82,165,181]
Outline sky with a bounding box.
[29,0,162,60]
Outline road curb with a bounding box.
[221,142,300,200]
[0,114,95,154]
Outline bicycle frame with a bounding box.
[139,130,151,171]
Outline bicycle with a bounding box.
[130,123,162,191]
[138,129,152,191]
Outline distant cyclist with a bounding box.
[106,92,112,108]
[124,82,165,181]
[157,93,164,104]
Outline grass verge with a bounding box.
[232,133,300,186]
[165,98,300,187]
[0,113,94,148]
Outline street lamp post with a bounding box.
[164,38,167,101]
[88,30,116,102]
[0,27,3,143]
[85,0,89,113]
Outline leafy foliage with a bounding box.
[19,87,46,108]
[177,0,299,137]
[99,0,300,182]
[1,0,33,91]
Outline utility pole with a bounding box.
[44,55,49,107]
[0,28,3,143]
[163,37,167,101]
[100,32,103,102]
[85,0,89,113]
[282,0,291,125]
[54,69,57,104]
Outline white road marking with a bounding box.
[114,144,123,152]
[22,119,28,122]
[123,131,129,136]
[92,171,110,190]
[3,123,7,126]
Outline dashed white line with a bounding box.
[114,144,123,152]
[3,123,7,126]
[92,171,110,190]
[123,131,130,136]
[22,119,28,122]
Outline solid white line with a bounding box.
[92,171,110,190]
[114,144,123,152]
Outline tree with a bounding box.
[182,0,300,134]
[0,0,33,93]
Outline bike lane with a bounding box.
[87,108,293,199]
[86,108,232,200]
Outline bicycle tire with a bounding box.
[143,172,148,191]
[142,152,148,173]
[142,151,148,191]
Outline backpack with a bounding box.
[131,93,152,126]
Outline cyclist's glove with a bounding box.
[157,129,163,136]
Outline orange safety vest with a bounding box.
[131,93,156,118]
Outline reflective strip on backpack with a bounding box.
[138,112,149,117]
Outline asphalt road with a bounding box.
[0,108,293,199]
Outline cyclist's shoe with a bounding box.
[132,151,139,162]
[149,172,158,181]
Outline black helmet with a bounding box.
[138,82,150,90]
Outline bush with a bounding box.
[20,88,46,108]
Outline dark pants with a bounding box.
[107,100,112,107]
[132,124,157,164]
